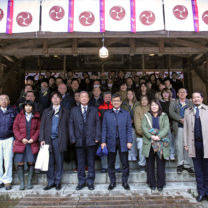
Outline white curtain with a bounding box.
[41,0,70,32]
[73,0,100,32]
[105,0,131,31]
[198,0,208,31]
[12,0,40,33]
[164,0,194,31]
[0,0,8,33]
[135,0,164,32]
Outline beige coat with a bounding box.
[184,104,208,158]
[134,105,150,137]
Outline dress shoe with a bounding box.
[138,165,146,172]
[157,187,163,192]
[115,168,121,173]
[101,168,108,173]
[0,183,4,188]
[184,167,195,174]
[177,165,184,173]
[122,182,130,190]
[108,183,116,190]
[56,184,62,190]
[87,184,94,190]
[196,195,204,202]
[5,185,12,190]
[43,184,56,191]
[76,183,85,190]
[150,186,156,191]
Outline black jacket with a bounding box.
[69,105,101,147]
[61,93,75,112]
[39,106,69,152]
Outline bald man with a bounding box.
[0,94,17,190]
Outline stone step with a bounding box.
[12,168,195,185]
[0,184,203,208]
[62,160,179,171]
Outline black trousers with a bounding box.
[76,145,96,185]
[47,139,64,186]
[192,141,208,196]
[146,147,166,188]
[108,139,129,183]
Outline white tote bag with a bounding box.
[35,144,49,171]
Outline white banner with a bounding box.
[73,0,100,32]
[164,0,194,31]
[135,0,164,31]
[198,0,208,31]
[42,0,70,32]
[105,0,131,32]
[0,0,8,33]
[11,0,40,33]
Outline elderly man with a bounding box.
[70,91,101,191]
[0,94,17,190]
[184,92,208,202]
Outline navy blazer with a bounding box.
[69,105,101,147]
[102,108,132,153]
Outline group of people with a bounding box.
[0,70,207,202]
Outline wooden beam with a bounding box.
[0,47,207,56]
[170,38,207,49]
[129,39,135,56]
[0,31,208,39]
[72,39,78,56]
[159,39,164,53]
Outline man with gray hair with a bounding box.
[0,94,17,190]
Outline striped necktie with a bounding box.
[83,107,87,122]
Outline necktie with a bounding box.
[115,109,119,138]
[83,107,87,122]
[196,107,199,118]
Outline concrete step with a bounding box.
[62,160,179,171]
[0,183,205,208]
[13,168,195,184]
[12,168,195,185]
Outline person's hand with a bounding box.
[40,141,45,147]
[127,143,132,149]
[184,146,189,151]
[95,140,99,143]
[155,136,160,141]
[22,138,28,144]
[101,143,106,149]
[179,119,184,124]
[28,139,34,144]
[151,135,157,141]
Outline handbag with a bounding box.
[35,144,49,171]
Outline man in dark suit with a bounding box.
[39,91,69,191]
[69,91,101,191]
[101,94,132,190]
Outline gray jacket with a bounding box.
[169,99,192,136]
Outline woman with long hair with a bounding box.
[122,90,139,161]
[142,100,170,191]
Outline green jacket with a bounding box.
[141,112,170,160]
[121,101,140,120]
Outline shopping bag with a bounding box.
[35,144,49,171]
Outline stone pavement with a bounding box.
[0,183,208,208]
